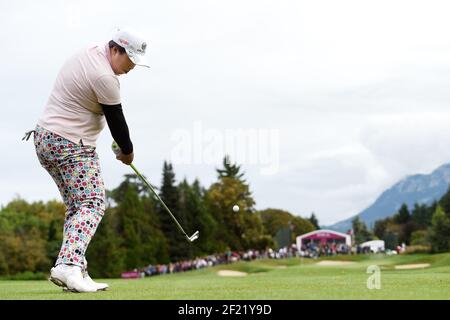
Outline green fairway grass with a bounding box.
[0,253,449,300]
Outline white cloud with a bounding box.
[361,112,450,175]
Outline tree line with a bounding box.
[351,188,450,253]
[0,157,315,278]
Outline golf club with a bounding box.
[111,141,199,242]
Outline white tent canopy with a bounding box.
[296,229,352,250]
[360,240,385,253]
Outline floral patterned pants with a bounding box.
[33,125,105,270]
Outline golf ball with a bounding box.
[233,205,239,212]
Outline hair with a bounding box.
[108,40,126,54]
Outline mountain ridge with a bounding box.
[328,163,450,232]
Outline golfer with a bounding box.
[26,28,149,292]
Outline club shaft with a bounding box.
[129,163,189,238]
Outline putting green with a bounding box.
[0,253,449,300]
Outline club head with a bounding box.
[188,231,199,242]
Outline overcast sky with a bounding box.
[2,0,450,226]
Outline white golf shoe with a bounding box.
[49,264,97,293]
[82,273,109,291]
[81,257,109,291]
[56,258,109,292]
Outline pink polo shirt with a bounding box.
[37,43,120,147]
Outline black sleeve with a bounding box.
[100,103,133,155]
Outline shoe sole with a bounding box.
[49,276,67,289]
[49,276,96,293]
[49,276,79,293]
[62,287,109,292]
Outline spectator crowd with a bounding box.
[122,241,364,279]
[299,241,351,258]
[121,245,300,279]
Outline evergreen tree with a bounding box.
[177,179,196,259]
[157,161,188,261]
[141,194,170,264]
[373,218,389,240]
[438,186,450,217]
[388,204,420,244]
[116,186,146,269]
[351,216,373,244]
[107,175,170,270]
[383,231,399,250]
[191,179,219,254]
[110,174,149,202]
[394,204,410,224]
[411,203,434,228]
[178,179,218,256]
[430,205,450,253]
[308,212,320,229]
[216,155,245,181]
